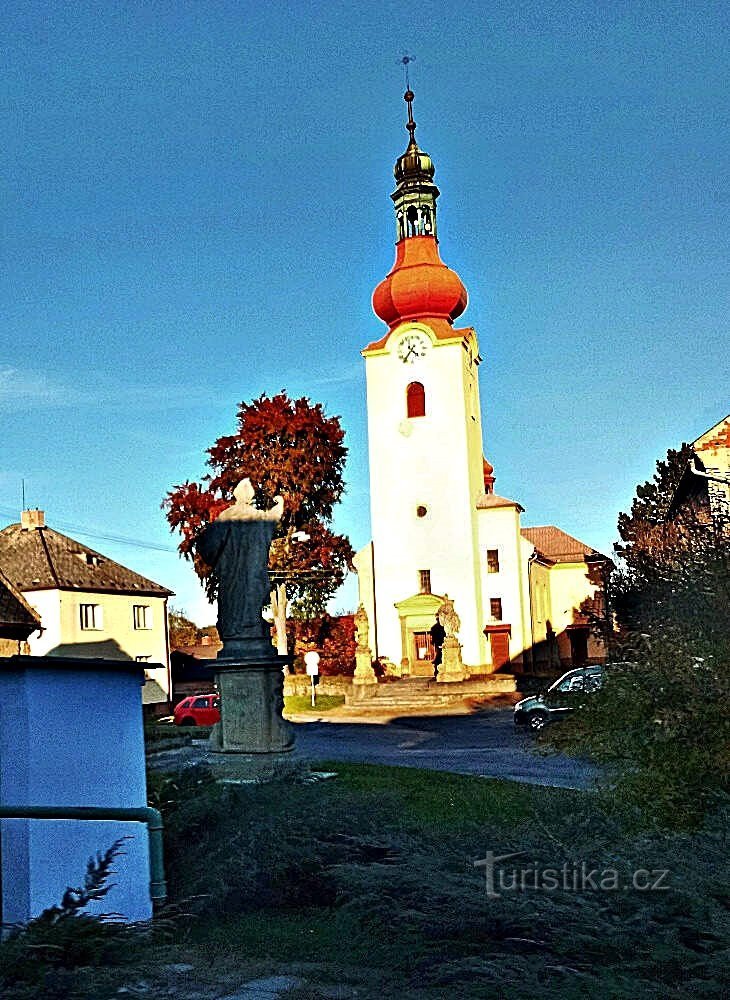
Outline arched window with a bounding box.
[406,381,426,418]
[406,205,419,237]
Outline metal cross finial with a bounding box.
[399,55,417,145]
[400,53,415,90]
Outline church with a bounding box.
[354,88,609,677]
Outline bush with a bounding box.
[546,623,730,828]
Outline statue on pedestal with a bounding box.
[196,478,283,659]
[435,594,468,683]
[194,478,294,766]
[353,603,377,686]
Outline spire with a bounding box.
[390,81,440,242]
[404,87,417,149]
[372,84,467,331]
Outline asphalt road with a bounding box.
[289,707,600,789]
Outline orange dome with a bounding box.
[372,235,468,329]
[483,457,495,493]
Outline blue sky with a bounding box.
[1,1,728,623]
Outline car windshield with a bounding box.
[558,675,584,692]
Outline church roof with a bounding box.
[476,493,525,512]
[0,521,173,597]
[521,526,606,564]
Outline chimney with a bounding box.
[21,509,45,530]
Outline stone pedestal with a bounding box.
[436,636,469,683]
[208,656,295,779]
[353,645,377,686]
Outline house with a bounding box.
[521,526,609,670]
[0,509,173,701]
[0,565,42,656]
[354,86,610,676]
[170,635,221,705]
[669,415,730,533]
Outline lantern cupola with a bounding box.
[392,88,440,241]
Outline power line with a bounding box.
[0,505,177,554]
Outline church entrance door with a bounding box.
[489,632,510,670]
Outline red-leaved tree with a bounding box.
[163,392,354,617]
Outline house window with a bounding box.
[406,382,426,418]
[133,605,152,630]
[487,549,500,573]
[419,570,432,594]
[489,598,503,622]
[79,604,103,630]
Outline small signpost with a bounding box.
[304,650,320,708]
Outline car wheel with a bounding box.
[179,716,197,727]
[528,711,549,732]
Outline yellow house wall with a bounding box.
[23,590,62,656]
[24,589,170,694]
[528,560,552,646]
[546,563,604,662]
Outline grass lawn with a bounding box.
[284,694,346,713]
[3,762,728,999]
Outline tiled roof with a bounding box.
[173,640,223,659]
[475,493,525,512]
[0,523,172,596]
[0,565,41,634]
[521,526,606,564]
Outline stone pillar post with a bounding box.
[436,635,468,682]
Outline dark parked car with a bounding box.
[173,693,220,727]
[514,665,604,732]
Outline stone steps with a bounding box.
[348,674,517,708]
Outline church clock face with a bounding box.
[397,331,430,364]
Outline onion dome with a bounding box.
[394,90,436,185]
[372,235,468,328]
[372,86,468,330]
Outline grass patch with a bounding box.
[284,694,345,712]
[313,761,546,831]
[5,762,728,999]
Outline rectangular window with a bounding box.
[133,605,151,630]
[487,549,500,573]
[489,598,503,622]
[418,570,431,594]
[79,604,102,630]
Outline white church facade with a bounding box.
[354,88,609,677]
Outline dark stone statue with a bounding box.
[195,479,284,660]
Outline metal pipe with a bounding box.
[0,805,166,904]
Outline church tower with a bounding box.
[356,87,488,671]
